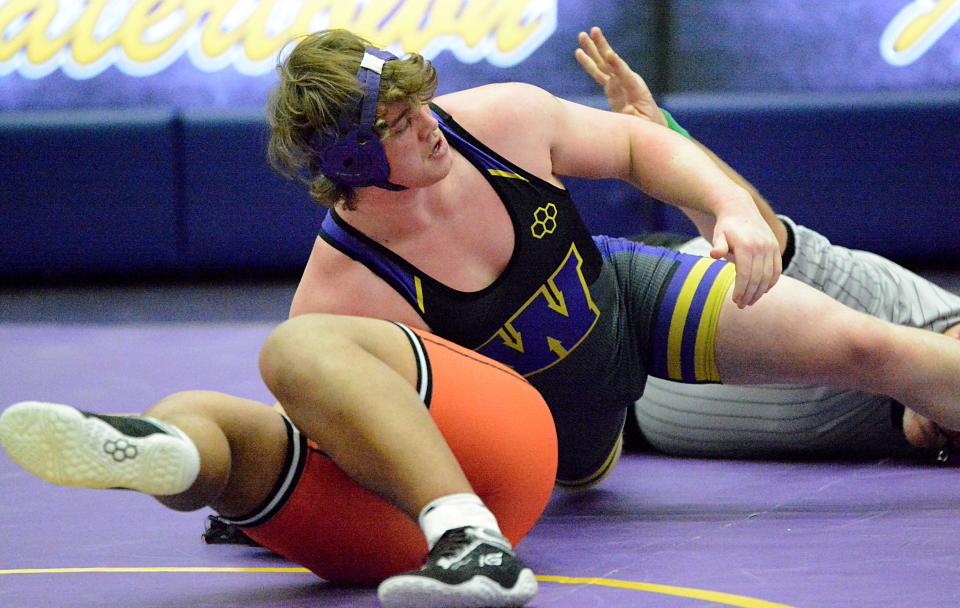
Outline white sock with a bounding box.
[418,493,505,550]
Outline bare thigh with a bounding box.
[714,275,887,388]
[261,315,421,391]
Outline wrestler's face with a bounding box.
[379,102,451,188]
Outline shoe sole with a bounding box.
[0,401,198,496]
[377,568,537,608]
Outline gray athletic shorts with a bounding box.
[635,216,960,459]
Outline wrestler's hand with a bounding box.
[903,407,960,454]
[904,408,947,449]
[711,208,781,308]
[577,25,780,306]
[575,26,667,127]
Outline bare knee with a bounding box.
[145,390,226,421]
[141,391,234,512]
[259,314,356,411]
[832,318,904,386]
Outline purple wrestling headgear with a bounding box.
[310,47,405,191]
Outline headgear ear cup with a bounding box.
[312,47,405,191]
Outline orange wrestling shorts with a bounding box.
[223,323,557,585]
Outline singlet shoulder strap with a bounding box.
[318,211,425,312]
[429,102,565,193]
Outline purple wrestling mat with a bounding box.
[2,281,960,607]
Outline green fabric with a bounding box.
[660,108,691,139]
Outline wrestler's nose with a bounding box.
[418,104,439,138]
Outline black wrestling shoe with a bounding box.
[377,526,538,608]
[202,515,262,546]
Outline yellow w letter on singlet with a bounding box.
[476,243,600,377]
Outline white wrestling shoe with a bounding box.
[0,401,199,496]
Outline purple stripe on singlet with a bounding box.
[678,260,724,382]
[319,212,418,304]
[649,253,701,380]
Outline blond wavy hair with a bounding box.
[267,29,438,209]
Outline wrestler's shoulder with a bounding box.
[435,84,554,127]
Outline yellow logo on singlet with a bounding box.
[530,203,558,239]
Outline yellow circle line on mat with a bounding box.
[536,575,795,608]
[0,567,794,607]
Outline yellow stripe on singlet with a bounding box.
[487,169,528,180]
[693,264,736,382]
[414,276,425,312]
[666,258,714,381]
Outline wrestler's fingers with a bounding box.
[574,48,607,87]
[710,232,729,262]
[764,250,781,297]
[731,263,750,309]
[763,236,782,293]
[577,31,607,73]
[590,26,615,61]
[750,247,773,305]
[709,235,745,305]
[903,408,942,449]
[747,240,781,305]
[759,243,782,301]
[739,253,763,308]
[603,51,648,103]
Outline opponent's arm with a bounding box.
[576,26,787,254]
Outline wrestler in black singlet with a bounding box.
[321,104,736,484]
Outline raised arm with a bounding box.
[575,26,788,254]
[526,84,780,308]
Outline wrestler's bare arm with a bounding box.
[575,25,787,254]
[441,83,780,308]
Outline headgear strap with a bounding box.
[310,47,405,191]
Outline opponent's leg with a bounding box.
[780,218,960,331]
[260,314,477,528]
[636,221,960,459]
[901,323,960,454]
[143,391,288,515]
[259,314,541,607]
[0,391,288,517]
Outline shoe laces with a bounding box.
[432,528,471,559]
